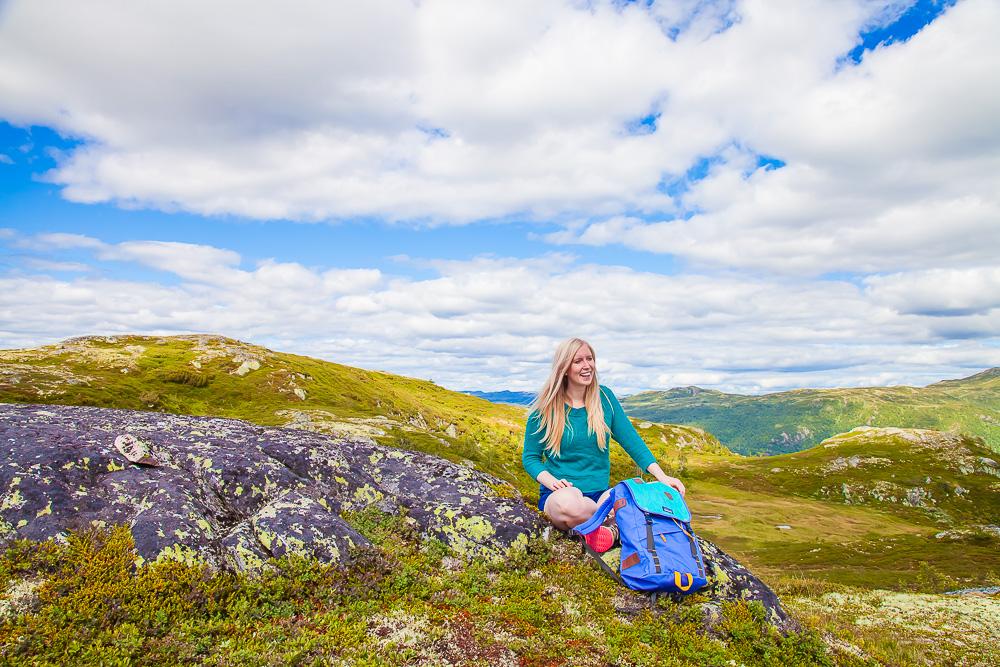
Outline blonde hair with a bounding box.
[530,338,612,457]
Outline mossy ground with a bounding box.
[1,522,842,667]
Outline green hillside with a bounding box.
[622,371,1000,455]
[0,335,728,504]
[685,427,1000,590]
[3,334,997,591]
[0,335,537,496]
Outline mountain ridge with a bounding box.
[622,368,1000,455]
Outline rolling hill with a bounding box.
[621,370,1000,455]
[0,335,725,502]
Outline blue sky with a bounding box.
[1,0,998,394]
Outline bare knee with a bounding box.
[544,488,597,530]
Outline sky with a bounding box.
[1,0,998,395]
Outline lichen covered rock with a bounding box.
[0,404,541,571]
[695,537,795,634]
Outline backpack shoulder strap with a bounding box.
[571,489,616,536]
[579,535,626,587]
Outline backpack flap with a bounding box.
[621,478,692,522]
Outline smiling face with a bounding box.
[565,343,595,391]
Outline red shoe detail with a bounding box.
[584,525,616,554]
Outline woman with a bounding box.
[522,337,686,552]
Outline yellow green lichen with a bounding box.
[35,501,52,518]
[154,542,201,566]
[452,515,496,542]
[107,460,126,472]
[1,489,25,512]
[258,530,276,550]
[352,484,383,505]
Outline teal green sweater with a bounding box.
[521,385,657,493]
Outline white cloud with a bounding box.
[22,258,91,272]
[2,232,998,394]
[3,0,996,276]
[16,232,105,250]
[866,267,1000,316]
[547,0,1000,274]
[0,154,12,164]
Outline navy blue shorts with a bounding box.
[538,486,609,512]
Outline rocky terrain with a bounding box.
[0,403,538,569]
[0,403,793,631]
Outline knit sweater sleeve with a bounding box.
[521,410,548,481]
[602,386,657,471]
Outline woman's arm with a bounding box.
[522,412,573,491]
[604,387,686,496]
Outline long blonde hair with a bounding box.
[530,338,612,457]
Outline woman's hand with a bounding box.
[550,478,574,490]
[646,463,686,497]
[659,475,686,497]
[537,470,574,492]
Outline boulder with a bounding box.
[0,404,540,570]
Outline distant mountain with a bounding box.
[462,390,535,406]
[622,369,1000,455]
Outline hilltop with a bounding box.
[0,335,726,501]
[0,335,534,494]
[622,370,1000,455]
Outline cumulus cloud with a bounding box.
[1,1,997,392]
[2,231,997,394]
[866,267,1000,316]
[2,0,996,275]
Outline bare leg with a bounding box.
[543,487,599,531]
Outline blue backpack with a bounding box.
[573,479,708,595]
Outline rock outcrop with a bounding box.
[0,403,791,631]
[0,404,540,570]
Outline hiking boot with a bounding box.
[583,524,619,554]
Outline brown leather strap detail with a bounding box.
[622,553,640,570]
[613,498,627,512]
